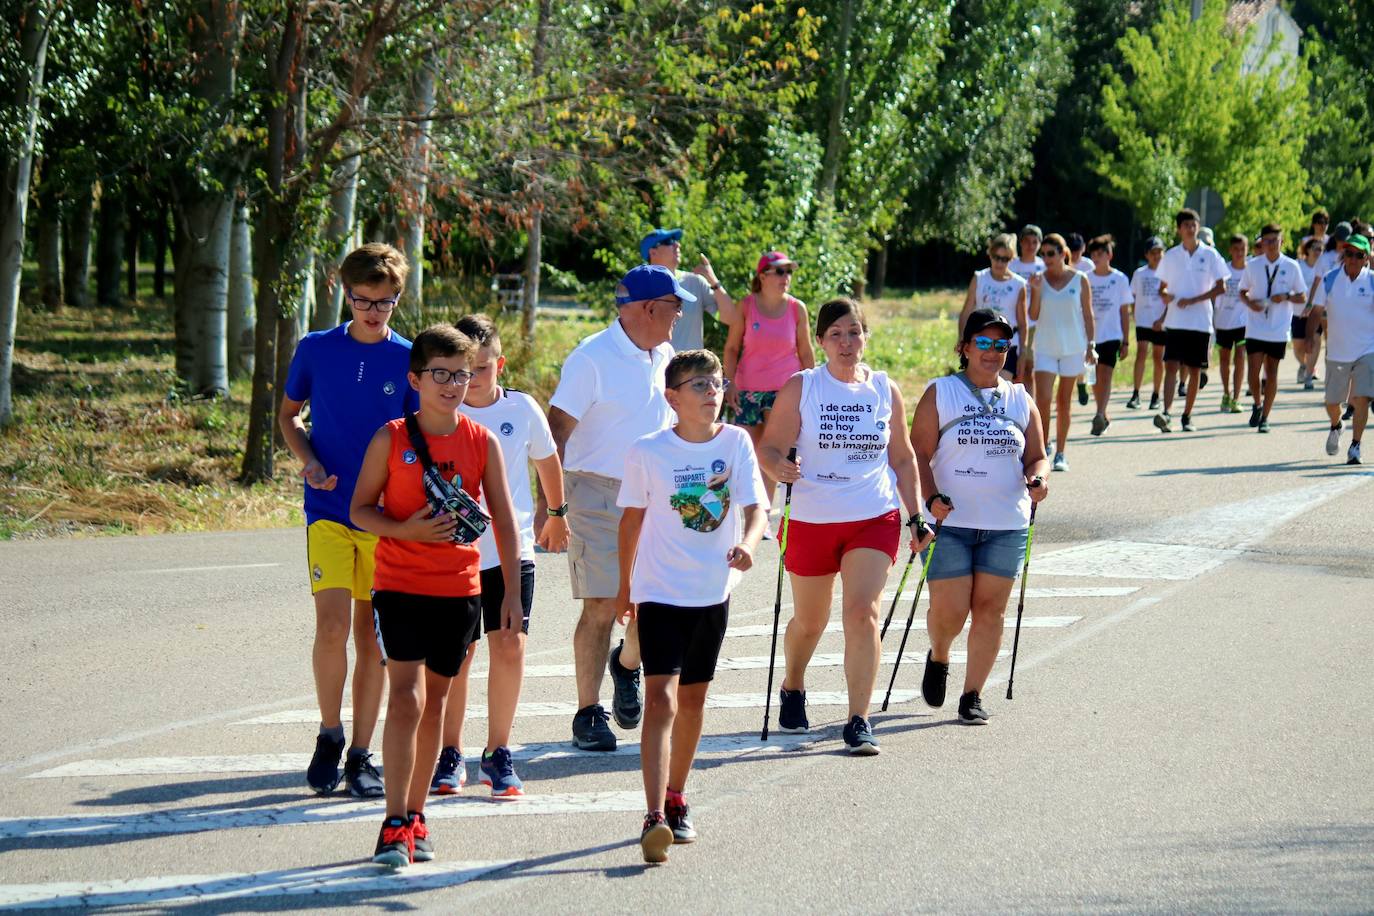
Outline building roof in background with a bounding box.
[1226,0,1277,33]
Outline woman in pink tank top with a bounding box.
[723,250,815,502]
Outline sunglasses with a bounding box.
[417,367,474,386]
[766,267,795,276]
[347,289,399,312]
[971,335,1011,353]
[670,376,730,394]
[1040,249,1062,258]
[989,254,1011,263]
[1343,249,1369,260]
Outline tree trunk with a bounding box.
[817,0,856,201]
[96,186,126,307]
[125,198,140,301]
[313,102,364,331]
[0,0,53,425]
[872,237,889,298]
[153,201,169,299]
[852,256,867,301]
[521,0,552,345]
[62,184,94,308]
[295,248,314,342]
[399,56,437,314]
[35,175,62,310]
[228,202,254,378]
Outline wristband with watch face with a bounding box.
[547,503,570,518]
[906,515,930,536]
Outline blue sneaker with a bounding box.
[430,745,466,795]
[479,746,524,797]
[842,715,880,755]
[778,687,809,733]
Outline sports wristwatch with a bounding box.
[906,515,930,538]
[548,503,570,517]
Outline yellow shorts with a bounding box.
[306,520,378,600]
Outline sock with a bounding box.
[1353,439,1361,446]
[666,788,685,805]
[347,745,368,759]
[1332,422,1341,430]
[1132,388,1139,398]
[320,724,344,743]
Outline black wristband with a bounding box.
[906,515,929,536]
[925,493,949,512]
[547,503,570,517]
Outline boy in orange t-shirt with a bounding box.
[350,324,523,867]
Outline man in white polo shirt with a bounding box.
[548,265,692,751]
[1309,231,1373,465]
[640,228,738,352]
[1153,208,1229,433]
[1239,222,1307,433]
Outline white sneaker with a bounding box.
[1052,451,1068,472]
[1348,443,1362,465]
[1326,425,1342,456]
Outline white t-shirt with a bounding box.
[1240,254,1306,343]
[791,364,901,524]
[1312,266,1374,363]
[550,320,673,479]
[670,271,717,352]
[973,268,1028,347]
[1314,249,1341,283]
[1157,242,1229,333]
[1131,265,1166,327]
[617,425,768,606]
[928,375,1033,531]
[460,388,557,570]
[1214,261,1249,332]
[1086,268,1132,342]
[1008,258,1044,329]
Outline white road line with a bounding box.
[0,860,515,910]
[724,616,1081,639]
[486,650,1001,679]
[29,734,820,779]
[236,689,923,726]
[1032,541,1238,580]
[137,563,282,574]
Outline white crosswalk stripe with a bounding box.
[724,615,1082,639]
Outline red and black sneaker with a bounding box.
[372,815,413,867]
[408,810,434,862]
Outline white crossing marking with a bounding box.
[481,650,997,680]
[237,689,924,726]
[724,616,1081,639]
[1032,541,1237,580]
[0,860,515,910]
[879,586,1136,603]
[137,563,281,574]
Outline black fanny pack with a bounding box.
[404,413,491,545]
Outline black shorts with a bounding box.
[1290,315,1309,340]
[1215,326,1246,350]
[1248,338,1287,361]
[372,591,482,678]
[1004,346,1019,378]
[637,600,730,685]
[1163,328,1211,369]
[1135,325,1167,346]
[1095,340,1122,368]
[479,560,535,634]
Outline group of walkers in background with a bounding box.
[277,205,1371,867]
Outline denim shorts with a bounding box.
[924,525,1029,581]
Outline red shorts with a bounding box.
[782,510,901,577]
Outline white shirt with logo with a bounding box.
[617,425,767,606]
[1087,268,1133,343]
[1156,243,1229,333]
[1240,254,1306,343]
[791,364,901,524]
[550,320,673,479]
[459,388,556,570]
[928,374,1033,531]
[1131,265,1166,327]
[1312,266,1374,363]
[1214,261,1249,332]
[974,268,1027,347]
[1009,258,1044,329]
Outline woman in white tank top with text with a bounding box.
[759,298,932,755]
[1029,232,1096,472]
[910,309,1049,723]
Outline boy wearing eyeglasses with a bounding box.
[614,349,768,863]
[280,243,417,800]
[350,324,524,867]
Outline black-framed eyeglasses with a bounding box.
[670,376,730,394]
[1343,249,1369,260]
[417,367,474,385]
[972,336,1012,353]
[989,254,1011,263]
[645,296,683,313]
[1040,249,1062,258]
[768,267,795,276]
[346,289,400,312]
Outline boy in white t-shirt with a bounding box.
[1239,224,1307,433]
[430,315,571,798]
[1214,233,1251,415]
[615,349,768,864]
[1128,237,1167,411]
[1085,234,1133,436]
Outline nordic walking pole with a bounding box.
[761,447,797,741]
[1006,496,1040,700]
[880,550,918,641]
[881,520,942,712]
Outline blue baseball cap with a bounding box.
[615,264,697,307]
[639,228,683,261]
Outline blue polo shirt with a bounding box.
[284,323,417,528]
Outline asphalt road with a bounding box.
[1,376,1371,914]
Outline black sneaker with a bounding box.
[372,815,413,868]
[1153,412,1172,433]
[1077,381,1089,405]
[641,812,673,864]
[777,687,809,733]
[665,793,696,844]
[408,811,434,862]
[345,749,385,798]
[1199,371,1209,390]
[922,650,949,707]
[1125,392,1141,410]
[1343,403,1354,421]
[957,690,989,725]
[1177,380,1187,398]
[572,704,617,751]
[841,715,880,755]
[608,641,642,729]
[1249,405,1262,428]
[1090,413,1108,436]
[307,733,345,795]
[1148,392,1160,411]
[1180,414,1194,432]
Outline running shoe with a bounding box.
[1219,395,1231,413]
[1326,424,1342,456]
[778,687,809,733]
[1199,371,1209,390]
[307,732,345,795]
[1148,392,1160,412]
[1153,412,1172,433]
[1304,377,1316,391]
[1258,419,1270,433]
[1349,442,1362,465]
[1126,392,1141,410]
[1343,403,1354,421]
[408,810,434,862]
[641,812,674,864]
[665,792,696,844]
[1181,414,1195,432]
[1249,405,1262,428]
[572,704,617,751]
[430,745,466,795]
[842,715,881,755]
[1090,414,1108,437]
[957,690,989,725]
[1228,397,1243,414]
[1177,380,1187,398]
[608,641,643,729]
[922,650,949,708]
[1078,381,1089,406]
[372,816,413,868]
[344,749,385,798]
[1297,365,1307,383]
[479,746,525,798]
[1052,451,1068,472]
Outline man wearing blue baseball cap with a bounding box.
[547,265,697,751]
[640,228,737,351]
